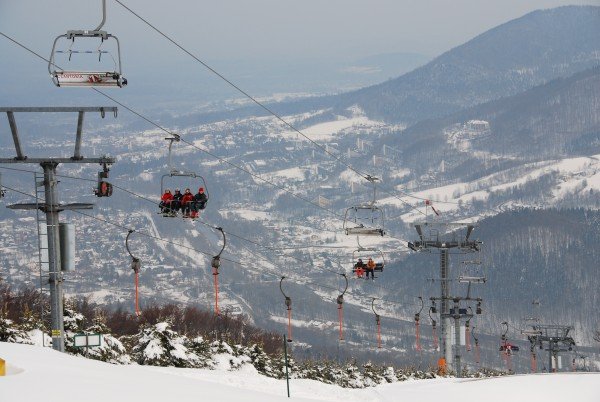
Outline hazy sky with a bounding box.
[1,0,597,61]
[0,0,597,107]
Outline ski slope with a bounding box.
[1,343,599,402]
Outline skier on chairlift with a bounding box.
[181,188,194,217]
[354,258,365,278]
[192,187,208,218]
[172,189,183,214]
[366,257,376,280]
[160,189,174,215]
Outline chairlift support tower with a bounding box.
[0,107,117,352]
[526,324,575,372]
[408,221,481,373]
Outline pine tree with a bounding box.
[83,312,131,364]
[0,315,28,343]
[63,302,86,354]
[131,321,199,368]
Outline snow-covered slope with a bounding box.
[1,343,599,402]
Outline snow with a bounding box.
[278,112,385,141]
[380,154,600,222]
[1,343,599,402]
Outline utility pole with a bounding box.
[409,212,481,373]
[0,107,117,352]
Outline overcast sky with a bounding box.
[0,0,597,107]
[1,0,597,61]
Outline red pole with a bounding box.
[287,308,292,340]
[475,343,480,364]
[134,271,141,316]
[338,305,344,340]
[377,321,382,349]
[415,321,421,351]
[432,326,439,351]
[531,352,537,373]
[213,267,220,316]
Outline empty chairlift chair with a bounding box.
[48,0,127,88]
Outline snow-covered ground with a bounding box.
[1,343,599,402]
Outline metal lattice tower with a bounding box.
[409,219,482,375]
[1,107,116,352]
[526,324,576,372]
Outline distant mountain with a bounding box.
[333,6,600,124]
[172,6,600,129]
[386,65,600,181]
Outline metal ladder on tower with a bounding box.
[34,172,49,347]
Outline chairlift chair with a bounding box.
[351,238,385,277]
[344,205,385,236]
[343,175,385,236]
[159,137,209,217]
[94,162,113,197]
[48,0,127,88]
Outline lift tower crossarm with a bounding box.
[1,107,117,163]
[0,106,117,353]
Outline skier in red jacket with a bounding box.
[181,188,194,217]
[160,189,174,215]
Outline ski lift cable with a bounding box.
[111,1,431,217]
[1,182,424,312]
[0,37,454,312]
[2,191,469,340]
[111,1,500,214]
[1,30,501,225]
[0,165,415,292]
[0,32,420,249]
[0,165,345,268]
[0,184,243,267]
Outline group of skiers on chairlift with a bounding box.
[159,187,207,218]
[354,257,377,280]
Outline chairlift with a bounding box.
[371,298,382,349]
[125,230,141,316]
[94,162,113,197]
[499,321,520,354]
[458,258,486,283]
[159,136,209,218]
[343,175,385,236]
[336,273,348,341]
[429,304,439,351]
[280,276,293,342]
[414,296,423,351]
[211,227,226,316]
[48,0,127,87]
[351,237,385,278]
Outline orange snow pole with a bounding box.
[126,230,142,317]
[211,227,226,317]
[213,267,220,316]
[415,320,421,351]
[531,351,537,373]
[338,304,344,340]
[372,298,381,349]
[475,342,481,364]
[287,306,292,340]
[134,270,140,316]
